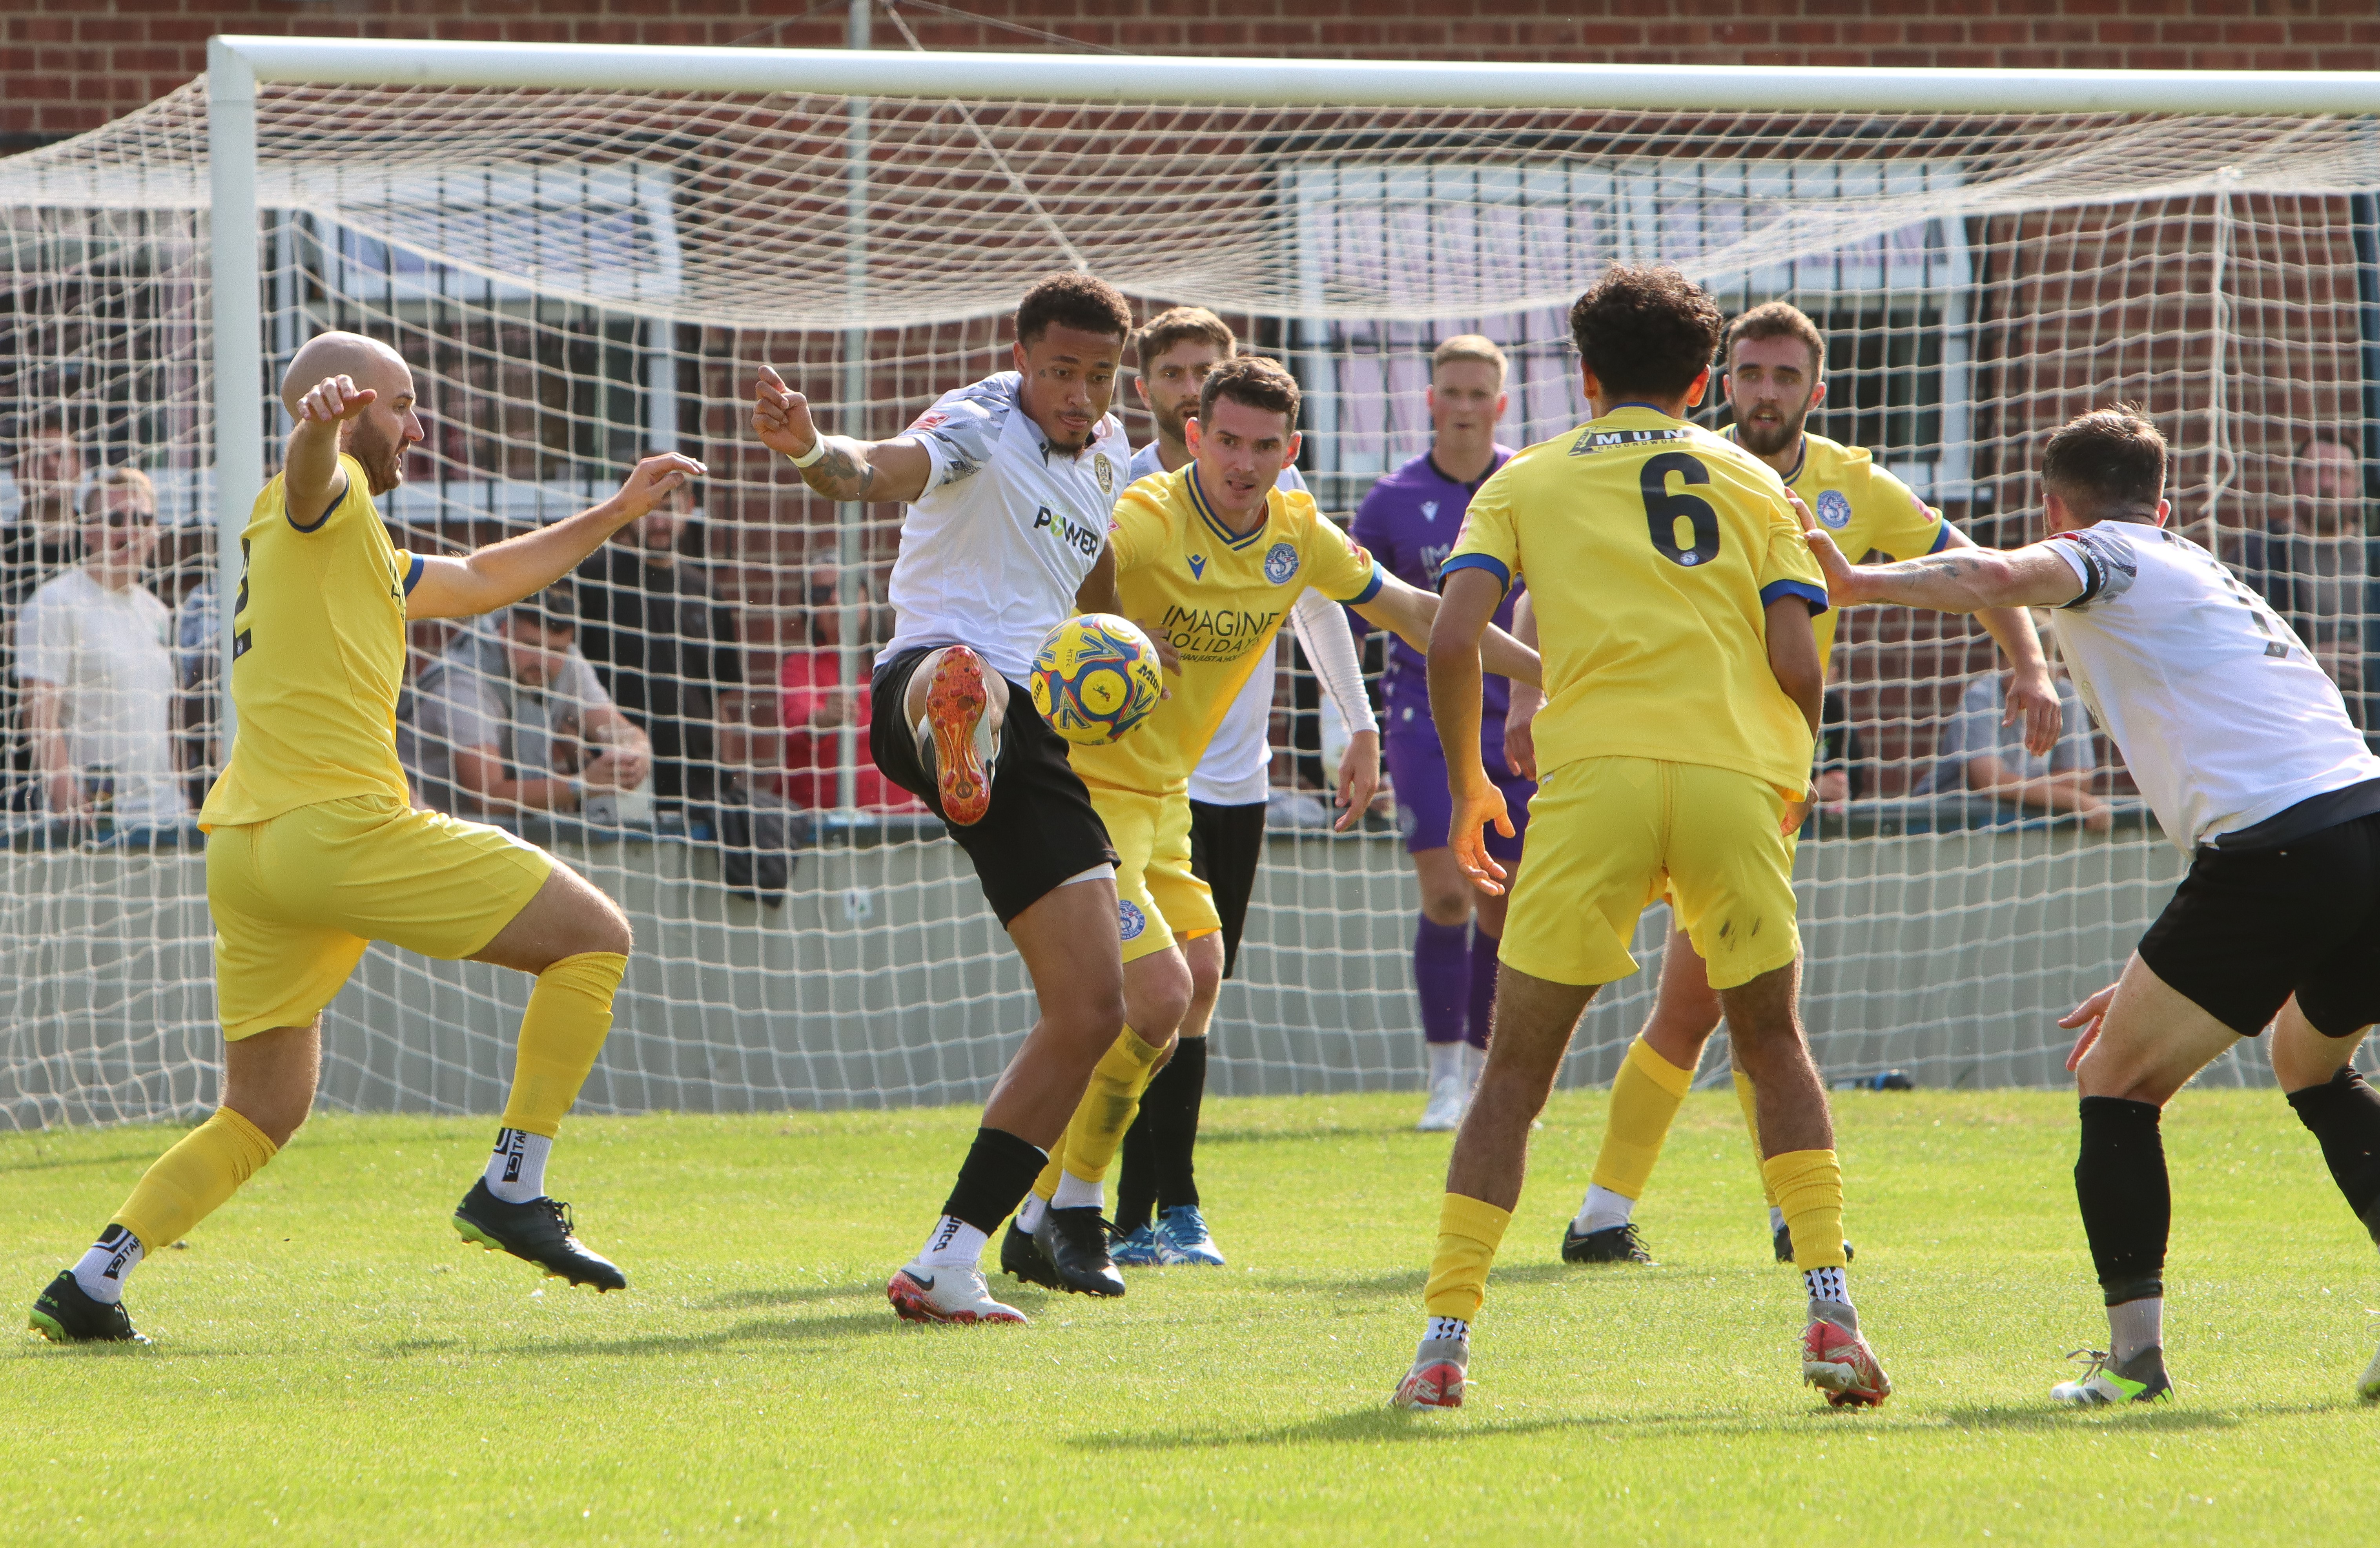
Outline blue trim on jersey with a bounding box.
[1925,521,1955,555]
[289,481,343,533]
[1439,552,1511,593]
[1186,465,1265,551]
[1761,578,1830,615]
[1338,560,1386,607]
[402,552,425,595]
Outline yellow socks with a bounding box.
[1031,1024,1168,1205]
[1761,1148,1848,1273]
[111,1106,279,1253]
[1423,1192,1513,1321]
[1588,1035,1696,1201]
[498,951,627,1138]
[1733,1069,1778,1208]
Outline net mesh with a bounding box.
[4,76,2377,1127]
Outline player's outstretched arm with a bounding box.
[1806,523,2083,614]
[1351,573,1542,689]
[283,374,373,525]
[751,365,931,506]
[407,454,705,621]
[1425,567,1513,897]
[1939,523,2064,759]
[1502,591,1542,782]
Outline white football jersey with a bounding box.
[2048,518,2380,850]
[879,371,1131,682]
[1128,441,1331,804]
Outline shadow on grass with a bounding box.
[393,1309,918,1358]
[696,1282,890,1311]
[1194,1124,1409,1147]
[1263,1261,1667,1299]
[0,1147,177,1175]
[1069,1402,1913,1451]
[1935,1402,2331,1433]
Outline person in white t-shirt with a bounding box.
[14,466,187,833]
[1106,305,1381,1271]
[1806,405,2380,1409]
[751,271,1154,1329]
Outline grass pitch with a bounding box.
[6,1088,2379,1544]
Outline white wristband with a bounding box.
[788,437,829,469]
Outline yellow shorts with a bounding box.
[207,795,554,1039]
[1500,757,1801,992]
[1085,782,1220,966]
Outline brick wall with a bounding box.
[10,1,2380,143]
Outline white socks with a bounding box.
[2109,1296,2163,1363]
[1769,1205,1787,1235]
[1575,1184,1635,1234]
[918,1215,987,1270]
[1805,1265,1855,1331]
[1461,1043,1485,1089]
[485,1127,553,1203]
[71,1224,142,1305]
[1421,1315,1471,1351]
[1428,1042,1463,1087]
[1016,1195,1049,1233]
[1050,1170,1103,1211]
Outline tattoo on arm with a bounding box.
[798,438,877,501]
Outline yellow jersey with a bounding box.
[198,454,423,829]
[1071,463,1383,797]
[1733,427,1948,660]
[1445,407,1827,794]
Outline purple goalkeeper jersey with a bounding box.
[1349,447,1522,757]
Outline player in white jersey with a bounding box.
[1807,406,2380,1406]
[752,272,1159,1328]
[1106,307,1381,1270]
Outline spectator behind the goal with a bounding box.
[1,410,90,800]
[12,465,188,833]
[1911,649,2107,830]
[570,451,744,816]
[403,582,654,821]
[2234,431,2371,722]
[778,565,918,812]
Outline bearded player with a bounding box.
[31,331,697,1342]
[753,272,1154,1327]
[1004,355,1540,1299]
[1551,301,2063,1269]
[1109,308,1381,1270]
[1394,265,1889,1411]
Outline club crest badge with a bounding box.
[1815,489,1853,530]
[1118,899,1146,941]
[1264,542,1300,584]
[1095,454,1113,495]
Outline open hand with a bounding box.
[295,375,376,425]
[752,365,821,459]
[1334,729,1381,834]
[2004,668,2063,758]
[1448,780,1514,897]
[2059,981,2120,1071]
[613,453,706,521]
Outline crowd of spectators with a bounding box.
[0,419,2372,845]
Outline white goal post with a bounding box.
[2,39,2376,1128]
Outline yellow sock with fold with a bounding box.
[1029,1025,1168,1210]
[1762,1147,1849,1278]
[111,1106,280,1255]
[1589,1035,1696,1201]
[498,951,627,1139]
[1733,1069,1779,1209]
[1423,1192,1514,1323]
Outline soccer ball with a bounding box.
[1030,613,1164,746]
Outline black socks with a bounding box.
[2076,1095,2169,1306]
[1115,1036,1210,1230]
[2286,1065,2380,1245]
[940,1127,1050,1238]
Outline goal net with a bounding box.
[4,57,2376,1127]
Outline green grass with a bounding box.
[6,1089,2379,1544]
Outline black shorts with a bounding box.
[2136,810,2380,1037]
[1188,798,1268,978]
[869,647,1117,927]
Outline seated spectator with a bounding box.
[572,454,741,815]
[2236,431,2369,712]
[13,466,186,831]
[780,566,917,812]
[1914,664,2108,830]
[2,410,88,796]
[405,583,653,820]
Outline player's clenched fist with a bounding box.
[751,365,820,460]
[296,374,376,425]
[612,453,707,520]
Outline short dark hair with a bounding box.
[1134,306,1235,367]
[1569,264,1725,403]
[1726,301,1826,375]
[506,582,579,636]
[1015,271,1135,348]
[1197,355,1301,432]
[2042,406,2168,522]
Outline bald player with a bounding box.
[28,332,701,1344]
